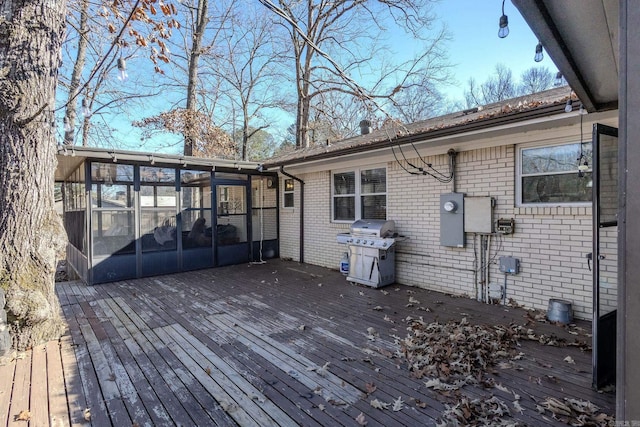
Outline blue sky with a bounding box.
[430,0,557,100]
[69,0,558,154]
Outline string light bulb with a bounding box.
[498,0,509,38]
[565,99,573,113]
[534,42,544,62]
[117,57,128,81]
[554,72,563,87]
[63,116,73,133]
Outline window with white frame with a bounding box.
[517,141,592,205]
[332,167,386,221]
[283,178,294,208]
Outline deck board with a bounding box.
[29,344,50,426]
[0,354,16,427]
[1,259,615,426]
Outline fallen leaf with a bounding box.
[14,410,31,421]
[513,400,524,414]
[355,412,368,425]
[83,408,91,421]
[370,399,389,410]
[205,367,212,376]
[365,382,377,394]
[392,396,404,412]
[318,404,325,411]
[409,296,420,304]
[494,383,510,393]
[373,306,383,311]
[298,325,306,331]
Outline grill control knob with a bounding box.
[383,242,387,247]
[370,241,374,246]
[362,240,367,245]
[356,239,360,244]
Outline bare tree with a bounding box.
[260,0,450,148]
[389,78,446,123]
[184,0,209,156]
[465,63,516,107]
[208,3,288,160]
[519,66,554,95]
[59,0,178,147]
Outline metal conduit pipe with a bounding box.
[279,166,305,263]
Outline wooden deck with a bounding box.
[1,260,614,426]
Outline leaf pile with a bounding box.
[436,396,522,427]
[398,317,521,385]
[538,397,613,426]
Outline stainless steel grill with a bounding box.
[336,219,398,288]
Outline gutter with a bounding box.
[279,166,305,264]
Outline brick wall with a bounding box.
[277,115,618,320]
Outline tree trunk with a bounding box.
[0,0,67,350]
[184,0,209,156]
[63,0,89,146]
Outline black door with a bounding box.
[215,180,250,266]
[592,123,618,389]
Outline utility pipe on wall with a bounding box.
[280,166,305,263]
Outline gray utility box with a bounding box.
[499,256,520,274]
[440,192,465,247]
[464,196,494,233]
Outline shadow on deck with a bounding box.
[1,260,614,426]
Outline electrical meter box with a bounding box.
[464,196,494,233]
[499,256,520,274]
[440,193,465,247]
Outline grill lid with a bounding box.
[350,219,395,238]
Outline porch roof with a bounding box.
[55,145,261,182]
[513,0,619,113]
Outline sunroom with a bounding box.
[55,146,279,284]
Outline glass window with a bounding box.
[91,163,133,183]
[91,184,133,208]
[141,166,175,183]
[140,210,177,252]
[92,211,135,256]
[332,167,386,222]
[519,142,592,205]
[283,178,294,208]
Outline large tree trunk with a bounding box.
[0,0,67,350]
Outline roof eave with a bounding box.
[264,100,590,168]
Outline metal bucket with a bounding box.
[547,299,573,324]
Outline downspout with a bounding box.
[280,166,305,263]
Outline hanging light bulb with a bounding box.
[578,161,589,172]
[534,42,544,62]
[554,71,563,87]
[565,99,573,113]
[498,0,509,38]
[63,116,73,133]
[81,98,92,117]
[117,57,128,81]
